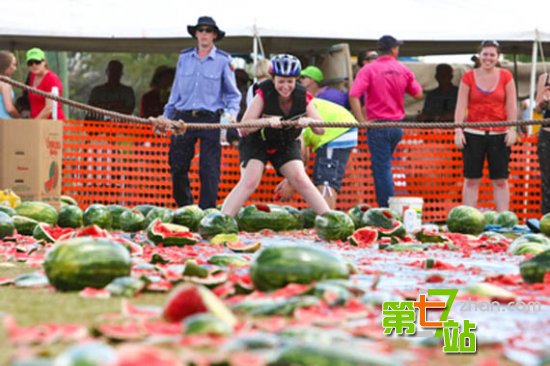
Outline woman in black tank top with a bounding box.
[536,72,550,214]
[220,54,329,217]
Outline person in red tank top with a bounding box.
[454,41,517,212]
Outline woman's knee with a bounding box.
[492,179,508,189]
[287,173,313,191]
[464,178,481,188]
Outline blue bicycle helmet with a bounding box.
[270,54,301,77]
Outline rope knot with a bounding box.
[173,120,187,135]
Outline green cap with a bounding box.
[26,48,46,62]
[300,66,324,84]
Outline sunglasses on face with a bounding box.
[196,27,215,33]
[481,40,500,47]
[27,60,43,66]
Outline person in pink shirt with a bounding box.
[349,35,423,207]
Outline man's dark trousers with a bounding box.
[169,111,221,209]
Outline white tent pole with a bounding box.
[528,36,538,121]
[253,23,258,82]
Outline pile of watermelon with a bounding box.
[1,198,549,365]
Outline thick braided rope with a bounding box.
[2,75,549,131]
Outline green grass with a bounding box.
[0,262,167,365]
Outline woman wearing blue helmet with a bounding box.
[221,54,330,216]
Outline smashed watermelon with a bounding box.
[146,218,198,246]
[349,227,378,247]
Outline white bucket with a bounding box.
[389,196,423,232]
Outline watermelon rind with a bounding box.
[0,212,15,239]
[15,201,58,226]
[57,205,83,228]
[44,237,132,291]
[119,209,146,233]
[172,205,204,232]
[147,218,197,246]
[446,205,485,235]
[83,204,113,230]
[508,234,550,255]
[199,212,239,240]
[540,213,550,237]
[519,249,550,283]
[314,210,355,241]
[250,244,349,291]
[495,210,518,228]
[184,313,232,335]
[12,215,39,236]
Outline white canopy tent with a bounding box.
[1,0,549,55]
[1,0,549,113]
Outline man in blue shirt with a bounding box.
[164,16,241,209]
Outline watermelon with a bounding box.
[53,343,117,366]
[210,233,240,246]
[144,207,173,227]
[271,344,396,366]
[83,204,113,229]
[172,205,204,232]
[362,208,397,229]
[203,208,220,216]
[208,254,248,267]
[237,204,301,232]
[446,205,485,235]
[184,313,232,335]
[107,205,129,230]
[0,205,16,217]
[283,206,305,229]
[146,218,198,246]
[44,237,132,291]
[519,249,550,283]
[495,210,518,228]
[250,244,349,291]
[0,212,15,239]
[198,212,239,240]
[12,215,39,235]
[300,208,317,229]
[32,223,74,243]
[60,195,79,207]
[508,234,550,255]
[314,210,355,241]
[226,241,262,253]
[415,229,450,244]
[349,227,378,247]
[540,213,550,237]
[347,203,370,229]
[57,205,83,228]
[377,221,407,239]
[119,209,146,233]
[133,204,158,217]
[483,210,498,225]
[15,201,58,225]
[163,284,237,326]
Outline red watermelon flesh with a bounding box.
[349,227,378,247]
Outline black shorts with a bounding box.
[313,145,352,192]
[462,131,510,179]
[239,135,302,175]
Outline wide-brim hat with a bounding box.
[187,16,225,41]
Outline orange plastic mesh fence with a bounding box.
[62,120,542,222]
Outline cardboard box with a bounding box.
[0,119,63,208]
